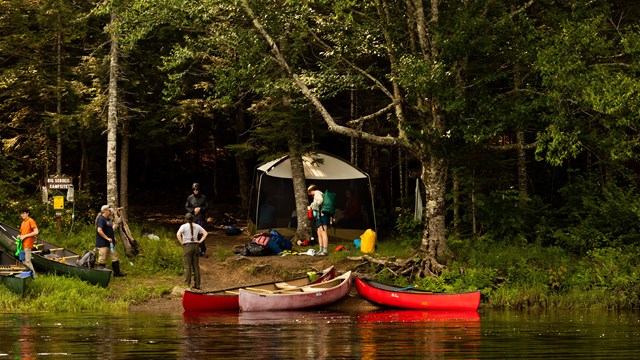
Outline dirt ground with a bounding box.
[124,225,378,313]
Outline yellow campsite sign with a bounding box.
[53,195,64,210]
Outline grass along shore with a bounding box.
[1,221,639,312]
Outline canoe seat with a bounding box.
[245,287,274,294]
[277,288,303,293]
[275,282,297,290]
[0,266,25,271]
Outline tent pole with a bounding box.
[367,173,377,233]
[255,172,264,229]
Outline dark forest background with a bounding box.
[2,0,640,261]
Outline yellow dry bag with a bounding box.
[360,229,376,253]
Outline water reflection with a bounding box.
[1,310,640,358]
[356,310,481,359]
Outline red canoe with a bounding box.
[239,271,352,312]
[355,276,480,311]
[182,266,335,312]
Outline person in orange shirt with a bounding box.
[18,209,39,278]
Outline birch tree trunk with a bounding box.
[120,120,129,223]
[106,12,119,208]
[56,28,63,175]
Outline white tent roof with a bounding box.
[257,153,367,180]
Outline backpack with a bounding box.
[76,249,96,268]
[322,190,336,216]
[268,229,293,254]
[252,233,271,246]
[240,242,272,256]
[225,225,242,236]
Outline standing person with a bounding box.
[95,205,125,277]
[185,182,209,257]
[308,184,329,256]
[18,209,38,278]
[177,213,208,290]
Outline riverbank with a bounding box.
[118,226,378,313]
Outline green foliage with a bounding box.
[544,173,640,254]
[475,190,547,244]
[442,238,640,309]
[0,275,128,312]
[216,249,234,262]
[373,238,414,259]
[392,207,422,249]
[117,285,174,306]
[124,226,183,275]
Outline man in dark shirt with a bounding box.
[185,183,209,257]
[95,205,125,277]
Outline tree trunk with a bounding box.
[241,0,449,276]
[56,28,63,175]
[452,169,460,231]
[420,153,448,274]
[106,12,119,208]
[516,130,528,205]
[79,131,88,191]
[120,120,129,223]
[234,101,251,217]
[289,139,313,241]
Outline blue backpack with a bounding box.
[268,229,293,254]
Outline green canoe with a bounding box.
[0,250,32,295]
[0,222,111,288]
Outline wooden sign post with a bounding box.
[46,176,73,231]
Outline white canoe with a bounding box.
[239,271,352,312]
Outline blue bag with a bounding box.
[268,229,293,254]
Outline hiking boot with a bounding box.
[200,252,208,258]
[112,261,126,277]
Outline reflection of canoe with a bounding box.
[355,276,480,311]
[239,271,352,312]
[357,309,480,323]
[181,311,241,325]
[238,310,351,325]
[0,222,112,288]
[0,250,33,295]
[182,266,335,312]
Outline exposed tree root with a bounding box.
[348,253,447,280]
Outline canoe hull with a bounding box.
[0,222,112,287]
[0,250,32,295]
[183,292,239,312]
[182,266,336,312]
[355,276,480,311]
[239,271,352,312]
[0,275,32,295]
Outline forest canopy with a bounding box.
[2,1,640,275]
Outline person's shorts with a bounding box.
[315,214,330,227]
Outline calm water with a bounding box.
[1,309,639,359]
